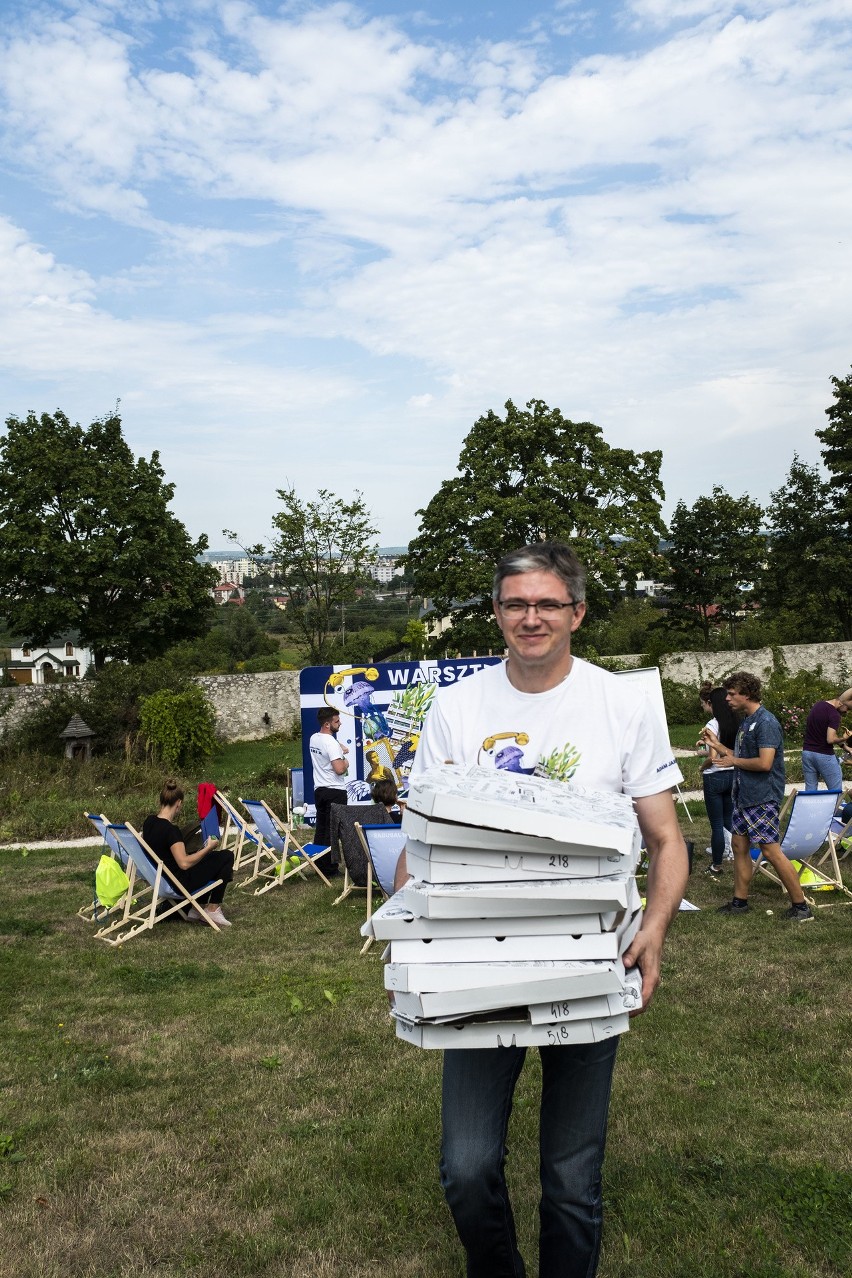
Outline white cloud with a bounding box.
[0,0,850,543]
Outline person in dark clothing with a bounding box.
[371,776,404,823]
[698,683,738,876]
[142,779,235,927]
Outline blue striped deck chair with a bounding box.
[754,789,852,907]
[78,812,149,922]
[238,798,331,896]
[355,823,406,954]
[825,803,852,863]
[93,823,225,946]
[214,789,264,876]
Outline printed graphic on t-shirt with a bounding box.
[477,731,581,782]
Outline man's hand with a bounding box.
[622,924,665,1015]
[628,790,689,1014]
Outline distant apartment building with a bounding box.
[368,555,405,584]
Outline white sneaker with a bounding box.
[723,850,734,862]
[206,906,231,927]
[185,907,205,922]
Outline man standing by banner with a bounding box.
[309,707,348,847]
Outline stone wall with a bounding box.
[656,641,852,688]
[0,670,301,744]
[194,671,301,742]
[2,642,850,743]
[0,682,94,735]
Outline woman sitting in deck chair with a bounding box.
[142,779,235,927]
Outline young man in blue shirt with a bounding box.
[704,670,812,922]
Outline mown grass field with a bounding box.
[1,802,851,1278]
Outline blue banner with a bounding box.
[299,657,502,805]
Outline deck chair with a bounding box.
[329,803,395,905]
[238,798,332,895]
[94,823,224,946]
[754,789,852,907]
[214,790,263,874]
[290,767,305,815]
[77,813,140,922]
[826,806,852,863]
[355,823,406,954]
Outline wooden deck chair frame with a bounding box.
[77,807,153,920]
[238,798,332,895]
[94,823,224,946]
[333,857,364,907]
[754,789,852,907]
[823,806,852,866]
[355,822,406,954]
[214,790,267,876]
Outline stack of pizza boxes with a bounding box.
[361,764,644,1049]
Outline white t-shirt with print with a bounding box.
[410,658,682,798]
[309,731,347,790]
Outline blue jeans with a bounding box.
[440,1037,619,1278]
[801,751,842,793]
[703,769,733,866]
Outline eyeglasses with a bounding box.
[497,599,578,616]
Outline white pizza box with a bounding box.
[391,965,642,1021]
[405,765,638,854]
[361,895,626,941]
[384,956,629,996]
[402,875,641,919]
[404,839,637,884]
[387,907,641,965]
[402,807,641,863]
[528,968,643,1024]
[394,1009,630,1050]
[395,985,636,1025]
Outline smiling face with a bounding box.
[493,569,586,690]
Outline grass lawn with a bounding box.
[1,807,851,1278]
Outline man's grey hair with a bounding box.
[492,542,587,602]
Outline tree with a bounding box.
[662,486,764,648]
[402,618,427,658]
[230,487,378,664]
[763,456,851,641]
[0,410,217,668]
[817,367,852,524]
[405,399,666,651]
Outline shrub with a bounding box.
[661,678,704,725]
[138,685,217,767]
[762,658,840,741]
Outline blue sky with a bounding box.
[1,0,851,549]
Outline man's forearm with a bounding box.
[715,753,772,772]
[393,848,411,894]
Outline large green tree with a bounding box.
[0,409,217,668]
[405,399,667,653]
[763,456,851,641]
[662,486,764,648]
[229,486,378,664]
[817,367,852,524]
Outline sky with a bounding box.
[1,0,851,551]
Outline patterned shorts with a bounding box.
[732,801,780,845]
